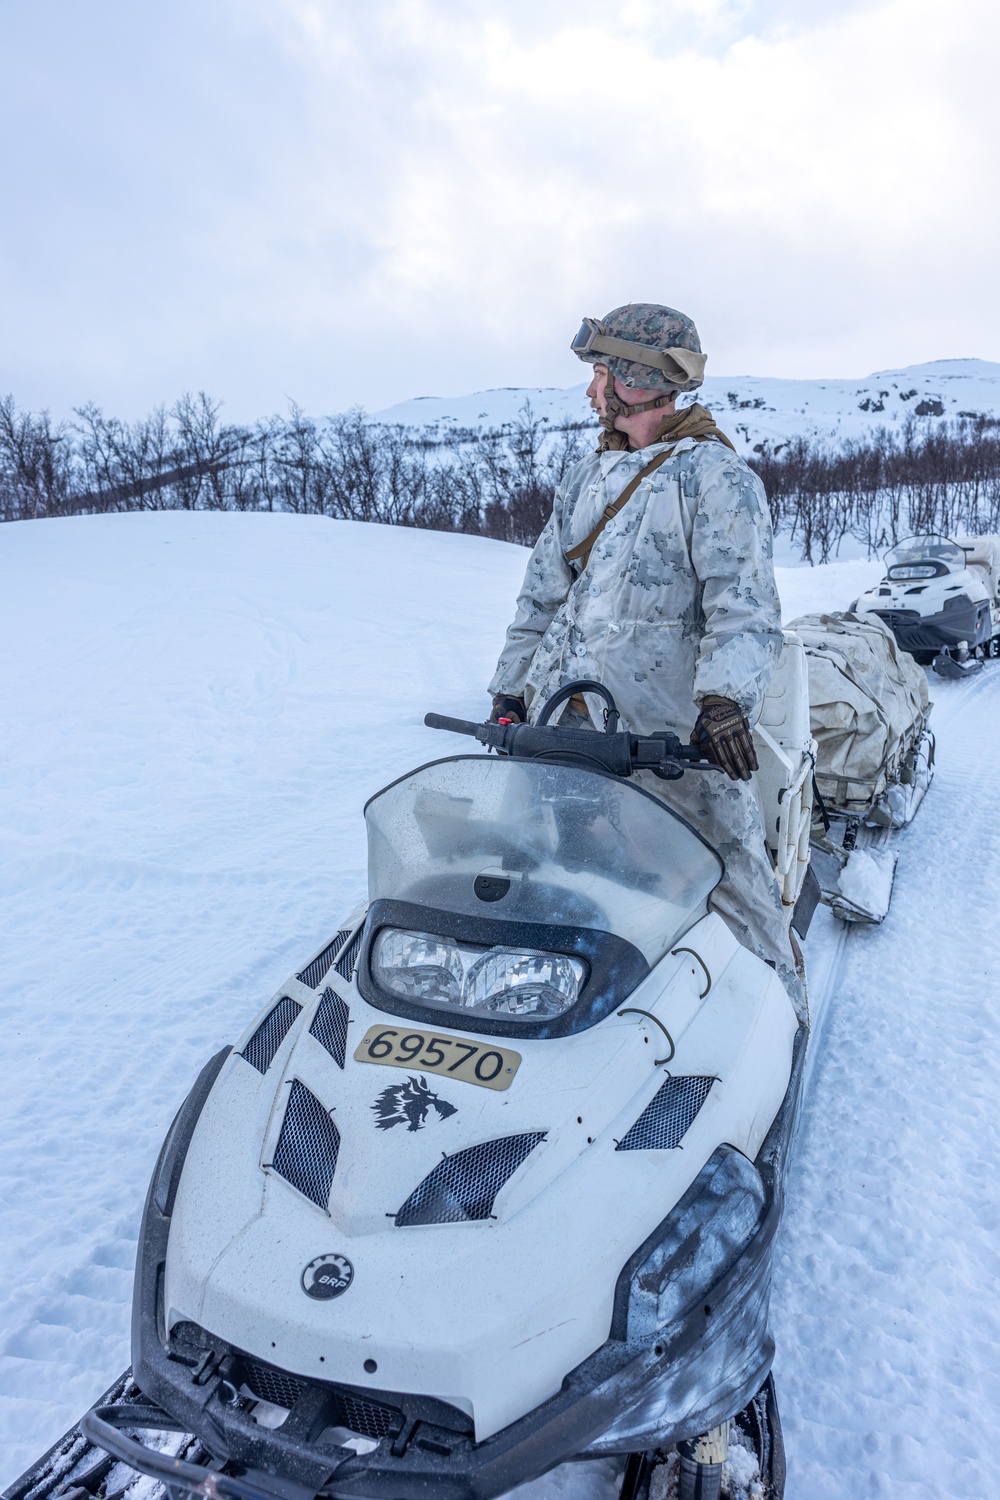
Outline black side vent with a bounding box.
[615,1076,715,1152]
[298,929,352,990]
[335,927,364,982]
[332,1390,402,1441]
[242,1360,308,1411]
[242,1359,402,1438]
[270,1080,340,1209]
[241,996,302,1074]
[310,988,350,1069]
[395,1133,545,1227]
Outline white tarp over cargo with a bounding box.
[956,533,1000,603]
[785,611,931,818]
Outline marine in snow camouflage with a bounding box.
[490,437,781,729]
[490,434,804,1015]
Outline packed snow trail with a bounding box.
[771,665,1000,1498]
[2,511,996,1497]
[0,513,534,1480]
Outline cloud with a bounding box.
[0,0,997,416]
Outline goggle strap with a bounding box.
[584,332,707,385]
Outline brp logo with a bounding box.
[301,1253,354,1300]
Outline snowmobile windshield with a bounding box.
[365,756,722,970]
[885,536,965,579]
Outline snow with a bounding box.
[1,511,999,1497]
[771,669,1000,1497]
[0,511,523,1481]
[835,848,897,920]
[373,358,1000,457]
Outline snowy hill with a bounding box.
[2,513,999,1498]
[374,358,1000,456]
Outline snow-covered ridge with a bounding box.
[373,358,1000,456]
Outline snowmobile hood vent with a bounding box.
[240,1358,404,1438]
[395,1133,545,1226]
[615,1075,715,1151]
[270,1079,341,1209]
[335,928,364,982]
[240,997,302,1075]
[309,987,350,1068]
[298,929,352,990]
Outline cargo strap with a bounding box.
[569,401,739,566]
[565,448,676,570]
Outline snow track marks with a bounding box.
[2,515,992,1495]
[773,666,1000,1498]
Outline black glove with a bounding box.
[691,695,758,781]
[489,693,527,724]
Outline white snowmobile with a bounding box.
[6,680,813,1500]
[852,534,1000,678]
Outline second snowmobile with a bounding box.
[852,533,1000,676]
[7,676,816,1500]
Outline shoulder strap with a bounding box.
[565,446,676,569]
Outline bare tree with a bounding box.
[0,396,73,520]
[5,384,1000,560]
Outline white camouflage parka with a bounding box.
[489,436,783,736]
[490,434,805,1020]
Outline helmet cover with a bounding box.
[574,303,705,393]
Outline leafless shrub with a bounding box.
[0,396,73,520]
[5,388,1000,558]
[749,415,1000,562]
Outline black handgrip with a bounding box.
[424,712,482,737]
[423,709,716,779]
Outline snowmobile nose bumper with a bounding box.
[123,1222,778,1500]
[872,598,990,654]
[79,1402,298,1500]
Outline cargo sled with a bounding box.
[787,612,935,924]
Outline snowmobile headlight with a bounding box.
[372,929,463,1005]
[372,928,586,1020]
[463,948,584,1018]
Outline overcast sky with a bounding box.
[1,0,998,420]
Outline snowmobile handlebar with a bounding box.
[423,712,713,780]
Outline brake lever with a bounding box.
[653,758,725,780]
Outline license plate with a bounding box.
[353,1025,521,1091]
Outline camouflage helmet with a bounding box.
[571,303,706,394]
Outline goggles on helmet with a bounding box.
[570,317,607,357]
[570,316,707,387]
